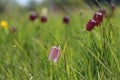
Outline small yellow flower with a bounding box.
[1,20,8,29]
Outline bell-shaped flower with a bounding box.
[48,46,60,63]
[63,16,69,24]
[29,11,38,21]
[98,8,106,15]
[93,12,103,26]
[40,16,47,23]
[86,19,96,31]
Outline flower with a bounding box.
[98,8,106,15]
[63,16,69,24]
[110,3,115,11]
[86,19,96,31]
[48,46,60,63]
[10,26,17,33]
[40,16,47,23]
[93,12,103,26]
[1,20,8,29]
[29,11,38,21]
[40,7,48,23]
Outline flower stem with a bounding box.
[64,53,69,80]
[50,62,53,80]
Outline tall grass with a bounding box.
[0,8,120,80]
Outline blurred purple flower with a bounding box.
[48,46,60,63]
[40,16,47,23]
[98,8,106,15]
[110,3,116,11]
[86,19,96,31]
[63,16,69,24]
[10,27,17,33]
[93,12,103,26]
[29,11,38,21]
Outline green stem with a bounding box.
[64,53,68,80]
[50,62,53,80]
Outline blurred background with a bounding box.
[0,1,120,80]
[0,0,119,14]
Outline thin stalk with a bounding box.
[64,53,69,80]
[50,62,53,80]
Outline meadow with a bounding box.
[0,7,120,80]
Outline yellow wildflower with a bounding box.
[1,20,8,29]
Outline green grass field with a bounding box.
[0,8,120,80]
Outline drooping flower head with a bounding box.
[29,11,38,21]
[40,7,48,23]
[10,26,17,33]
[93,12,103,26]
[40,16,47,23]
[98,8,106,15]
[48,45,60,63]
[110,3,115,11]
[63,16,69,24]
[1,20,8,30]
[86,19,96,31]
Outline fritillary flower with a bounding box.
[48,45,60,63]
[93,12,103,26]
[10,26,17,33]
[98,8,106,15]
[29,11,38,21]
[110,3,115,11]
[63,16,69,24]
[40,16,47,23]
[86,19,96,31]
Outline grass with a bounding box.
[0,8,120,80]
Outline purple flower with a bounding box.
[110,3,115,11]
[93,12,103,26]
[40,16,47,23]
[63,16,69,24]
[86,19,96,31]
[48,46,60,63]
[29,11,38,21]
[98,8,106,15]
[10,26,17,33]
